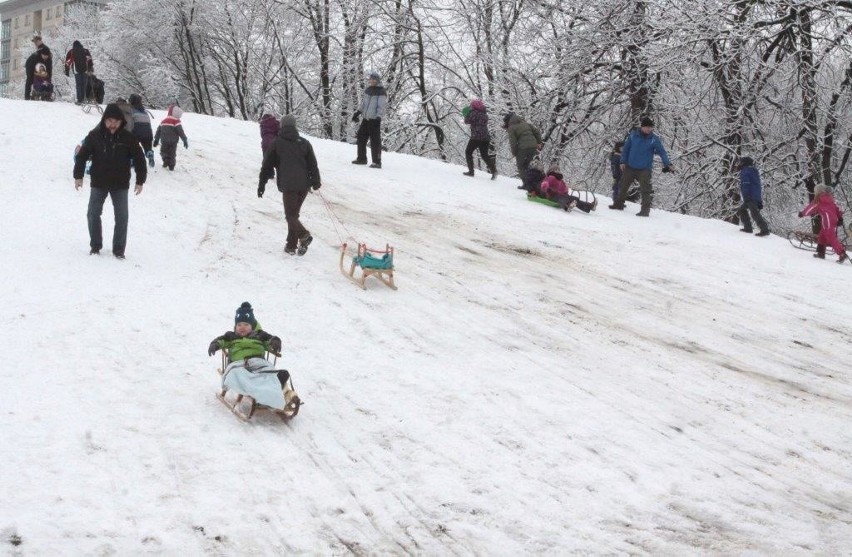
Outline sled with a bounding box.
[216,350,302,422]
[340,242,398,290]
[787,225,852,252]
[527,189,597,211]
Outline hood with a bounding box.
[168,105,184,118]
[507,113,523,127]
[738,156,754,168]
[100,103,126,130]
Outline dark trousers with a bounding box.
[75,73,88,103]
[160,141,178,168]
[24,76,33,100]
[737,201,768,233]
[465,139,495,174]
[616,166,653,211]
[283,190,309,250]
[356,119,382,164]
[87,187,129,254]
[515,148,537,179]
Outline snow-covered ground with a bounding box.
[1,98,851,555]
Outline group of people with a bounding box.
[73,96,189,258]
[23,35,103,104]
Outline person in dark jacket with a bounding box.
[64,40,93,103]
[24,36,52,100]
[352,71,387,169]
[462,99,497,179]
[736,156,770,236]
[153,104,188,170]
[128,94,155,166]
[259,113,280,155]
[73,103,147,259]
[608,117,672,216]
[258,115,322,256]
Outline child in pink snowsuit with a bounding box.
[799,184,848,263]
[539,163,597,213]
[259,113,280,155]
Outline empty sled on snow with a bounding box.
[216,349,301,422]
[339,242,398,290]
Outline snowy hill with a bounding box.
[1,98,851,554]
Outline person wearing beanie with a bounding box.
[153,104,188,171]
[351,71,387,168]
[521,157,547,196]
[128,94,155,167]
[208,303,301,417]
[539,163,597,213]
[24,36,53,100]
[259,113,280,155]
[73,103,147,259]
[735,156,770,237]
[462,99,497,179]
[609,116,672,216]
[64,40,93,103]
[799,185,848,263]
[258,114,322,256]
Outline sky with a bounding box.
[1,98,851,555]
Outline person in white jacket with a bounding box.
[351,71,388,169]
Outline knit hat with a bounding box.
[502,112,515,129]
[280,114,297,129]
[640,117,654,128]
[169,105,184,118]
[129,94,143,109]
[547,162,560,174]
[368,70,381,80]
[814,184,832,197]
[234,302,257,328]
[102,103,126,125]
[529,158,544,172]
[738,156,754,168]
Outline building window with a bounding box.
[25,15,31,26]
[14,18,19,29]
[1,20,10,40]
[13,59,18,70]
[46,8,52,20]
[0,61,8,81]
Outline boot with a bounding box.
[813,245,826,259]
[740,228,753,233]
[463,171,474,177]
[608,203,624,210]
[636,200,651,217]
[838,253,849,264]
[754,230,770,237]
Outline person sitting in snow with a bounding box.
[153,104,188,171]
[521,158,546,196]
[207,302,300,412]
[799,184,849,264]
[539,163,597,213]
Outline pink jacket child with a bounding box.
[539,164,597,213]
[799,184,849,263]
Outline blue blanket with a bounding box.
[222,357,285,409]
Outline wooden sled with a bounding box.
[787,226,851,252]
[339,242,398,290]
[216,350,301,422]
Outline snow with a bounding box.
[1,98,851,554]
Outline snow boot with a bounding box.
[754,230,771,237]
[352,159,368,165]
[463,171,474,177]
[740,228,753,233]
[608,203,624,210]
[297,232,313,256]
[838,253,850,264]
[146,150,155,167]
[370,162,382,169]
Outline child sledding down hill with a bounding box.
[208,302,301,416]
[539,163,598,212]
[799,185,849,264]
[153,104,188,171]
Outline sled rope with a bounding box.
[316,191,357,246]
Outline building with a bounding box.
[0,0,106,97]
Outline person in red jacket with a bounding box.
[799,184,848,263]
[64,40,93,103]
[539,163,597,213]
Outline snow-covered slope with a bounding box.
[1,98,850,554]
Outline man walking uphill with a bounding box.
[609,117,672,216]
[258,115,322,256]
[74,103,147,259]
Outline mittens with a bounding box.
[208,340,220,356]
[269,336,282,354]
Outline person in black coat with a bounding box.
[258,114,321,256]
[24,36,52,100]
[64,40,94,103]
[73,103,147,259]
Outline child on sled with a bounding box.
[31,62,54,99]
[539,163,597,213]
[207,301,300,413]
[799,184,849,264]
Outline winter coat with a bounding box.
[154,105,188,147]
[506,114,542,156]
[64,41,92,76]
[464,100,490,141]
[620,128,671,170]
[259,125,321,193]
[610,151,622,181]
[359,84,388,120]
[130,107,153,142]
[523,167,546,194]
[212,330,278,362]
[73,107,147,190]
[25,52,41,81]
[800,193,844,231]
[540,172,569,198]
[27,45,52,79]
[114,101,135,134]
[738,162,763,207]
[259,114,280,153]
